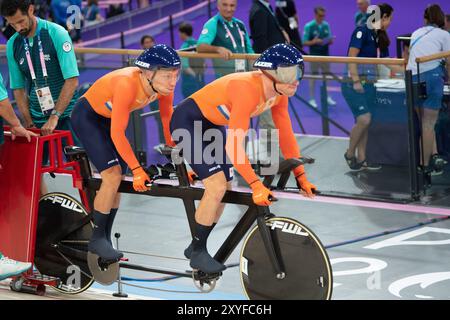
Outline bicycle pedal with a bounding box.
[193,270,222,281]
[192,270,221,293]
[87,252,119,285]
[98,257,120,269]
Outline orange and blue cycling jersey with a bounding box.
[71,67,175,173]
[171,71,303,185]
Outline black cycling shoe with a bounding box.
[184,242,193,259]
[344,152,362,171]
[88,238,123,261]
[190,250,226,274]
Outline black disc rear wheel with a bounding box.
[35,193,94,294]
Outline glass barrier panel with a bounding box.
[139,55,413,201]
[415,57,450,198]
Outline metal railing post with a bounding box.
[405,70,421,200]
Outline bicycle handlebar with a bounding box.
[158,146,315,191]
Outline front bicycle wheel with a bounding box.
[35,193,94,294]
[240,217,332,300]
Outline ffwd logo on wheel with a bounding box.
[45,195,83,213]
[266,220,309,236]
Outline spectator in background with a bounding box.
[139,0,149,9]
[2,0,81,195]
[197,0,254,78]
[141,35,155,49]
[249,0,289,164]
[179,22,205,98]
[1,18,15,40]
[342,3,394,171]
[275,0,302,50]
[34,0,49,19]
[83,0,104,27]
[50,0,82,43]
[407,4,450,175]
[106,3,125,19]
[355,0,371,27]
[50,0,80,28]
[303,6,336,108]
[249,0,289,53]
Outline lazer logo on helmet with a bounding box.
[135,60,150,68]
[254,61,273,68]
[266,220,309,236]
[45,195,83,213]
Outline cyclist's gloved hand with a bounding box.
[296,173,317,198]
[250,180,274,206]
[187,171,198,185]
[132,167,152,192]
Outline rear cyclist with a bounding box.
[71,45,180,262]
[170,43,317,274]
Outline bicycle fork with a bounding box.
[256,207,286,280]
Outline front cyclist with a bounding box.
[71,44,180,262]
[170,43,317,274]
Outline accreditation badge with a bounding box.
[36,86,55,115]
[235,59,246,72]
[288,17,298,30]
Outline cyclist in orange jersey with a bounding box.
[169,44,316,273]
[71,45,180,262]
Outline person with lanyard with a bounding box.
[302,6,336,108]
[0,72,36,283]
[169,44,317,274]
[342,3,395,172]
[2,0,80,195]
[249,0,291,168]
[197,0,254,79]
[178,22,205,98]
[249,0,290,54]
[406,4,450,176]
[275,0,302,50]
[70,45,180,262]
[355,0,371,27]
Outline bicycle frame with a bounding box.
[66,147,306,279]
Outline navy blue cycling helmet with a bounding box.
[254,43,304,85]
[135,44,181,70]
[135,44,181,93]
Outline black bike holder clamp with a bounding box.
[113,233,128,298]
